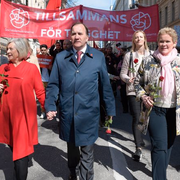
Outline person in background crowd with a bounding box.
[36,47,41,55]
[117,47,129,113]
[49,40,63,63]
[99,47,119,127]
[134,27,180,180]
[0,47,8,66]
[120,30,152,161]
[45,22,115,180]
[39,44,51,119]
[0,38,45,180]
[63,39,72,50]
[25,40,40,72]
[105,46,119,97]
[105,46,119,65]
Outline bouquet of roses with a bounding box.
[138,76,164,135]
[0,65,10,103]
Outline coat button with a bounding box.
[76,70,79,73]
[75,92,78,94]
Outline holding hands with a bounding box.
[46,111,57,120]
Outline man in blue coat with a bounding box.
[45,22,116,180]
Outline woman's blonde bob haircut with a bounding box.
[131,30,149,52]
[157,27,178,43]
[7,38,29,60]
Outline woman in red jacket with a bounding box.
[0,38,45,180]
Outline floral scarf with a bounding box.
[153,48,177,97]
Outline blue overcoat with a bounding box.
[45,45,116,146]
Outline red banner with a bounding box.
[38,0,61,48]
[0,0,159,42]
[37,54,53,68]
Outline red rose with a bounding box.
[106,129,111,134]
[4,91,8,94]
[4,66,10,72]
[134,59,138,64]
[159,76,164,81]
[1,80,7,85]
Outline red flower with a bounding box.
[4,91,8,94]
[106,129,111,134]
[4,65,10,72]
[159,76,164,81]
[134,59,138,64]
[1,80,8,85]
[105,116,113,134]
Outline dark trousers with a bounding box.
[13,156,29,180]
[9,147,29,180]
[128,95,144,148]
[67,142,94,180]
[120,84,128,112]
[149,106,176,180]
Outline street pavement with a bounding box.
[0,92,180,180]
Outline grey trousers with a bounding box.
[67,142,94,180]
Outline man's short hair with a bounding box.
[40,44,48,49]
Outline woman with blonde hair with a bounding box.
[134,27,180,179]
[120,30,152,161]
[0,38,45,180]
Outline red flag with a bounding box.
[46,0,61,10]
[38,0,61,48]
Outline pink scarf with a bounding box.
[153,48,177,97]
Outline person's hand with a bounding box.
[113,76,120,81]
[0,83,4,94]
[129,77,135,84]
[141,95,154,109]
[46,111,57,120]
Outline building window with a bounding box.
[165,6,168,25]
[172,1,175,21]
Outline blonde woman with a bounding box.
[120,30,152,161]
[0,38,45,180]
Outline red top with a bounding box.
[0,61,45,161]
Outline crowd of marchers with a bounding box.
[0,22,180,180]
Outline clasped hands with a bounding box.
[46,111,57,120]
[141,95,154,109]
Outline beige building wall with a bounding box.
[157,0,180,28]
